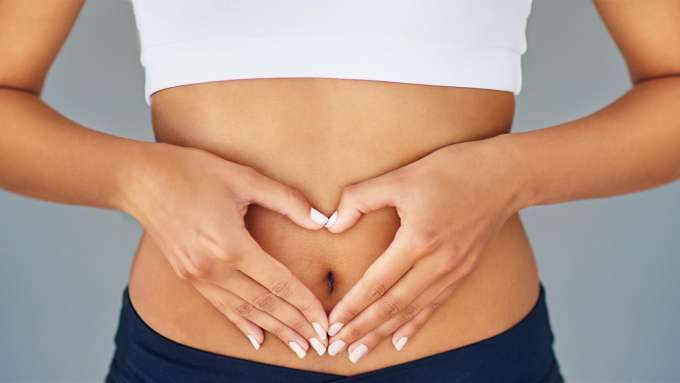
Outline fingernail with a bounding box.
[328,322,344,337]
[309,338,326,356]
[325,211,338,228]
[349,344,368,363]
[288,341,307,359]
[328,340,346,356]
[310,208,329,226]
[393,336,408,351]
[312,322,327,342]
[247,335,260,350]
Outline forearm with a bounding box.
[0,87,149,212]
[497,76,680,210]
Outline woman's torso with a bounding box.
[127,78,540,375]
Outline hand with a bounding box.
[123,143,331,358]
[323,137,526,363]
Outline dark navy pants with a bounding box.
[106,283,564,382]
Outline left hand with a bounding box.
[323,136,527,363]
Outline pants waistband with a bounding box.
[107,283,560,383]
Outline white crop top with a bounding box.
[129,1,533,106]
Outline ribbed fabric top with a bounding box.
[129,0,533,106]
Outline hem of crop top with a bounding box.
[139,36,524,106]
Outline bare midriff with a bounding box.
[127,78,540,376]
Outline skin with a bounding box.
[1,0,679,375]
[325,1,680,361]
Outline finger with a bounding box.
[329,250,468,356]
[345,278,458,363]
[225,311,265,351]
[210,269,327,355]
[327,231,416,336]
[166,255,188,280]
[241,167,329,229]
[191,279,265,350]
[325,170,402,234]
[192,280,310,359]
[391,284,456,351]
[234,232,329,339]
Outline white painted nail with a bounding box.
[328,322,344,337]
[394,336,408,351]
[247,335,260,350]
[328,340,346,356]
[325,211,338,228]
[310,208,329,226]
[288,341,307,359]
[309,338,326,356]
[349,344,368,364]
[312,322,327,342]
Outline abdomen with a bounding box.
[127,78,540,375]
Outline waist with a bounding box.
[128,78,539,374]
[110,283,559,382]
[148,78,515,201]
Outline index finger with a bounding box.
[233,230,329,339]
[326,230,416,336]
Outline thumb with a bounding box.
[242,168,328,230]
[326,172,399,234]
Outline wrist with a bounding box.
[486,133,537,212]
[115,140,169,219]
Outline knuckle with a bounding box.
[240,165,258,179]
[270,279,293,297]
[235,301,255,316]
[440,254,460,274]
[390,169,409,187]
[367,282,388,301]
[253,293,277,312]
[295,302,313,316]
[458,259,475,276]
[188,253,214,279]
[378,297,402,317]
[341,184,362,208]
[442,252,475,276]
[196,230,224,254]
[216,247,241,266]
[411,230,442,255]
[346,326,363,340]
[401,303,420,319]
[289,318,308,333]
[416,310,433,325]
[212,299,228,314]
[238,165,260,188]
[340,305,358,319]
[271,323,288,338]
[284,188,305,207]
[175,267,190,280]
[341,184,358,199]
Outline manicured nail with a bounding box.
[328,340,346,356]
[393,336,408,351]
[309,338,326,356]
[349,344,368,363]
[247,335,260,350]
[328,322,344,337]
[312,322,327,342]
[288,341,307,359]
[310,208,329,226]
[325,211,338,228]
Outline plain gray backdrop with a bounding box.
[1,1,678,382]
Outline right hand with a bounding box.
[123,143,330,358]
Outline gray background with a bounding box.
[1,1,678,382]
